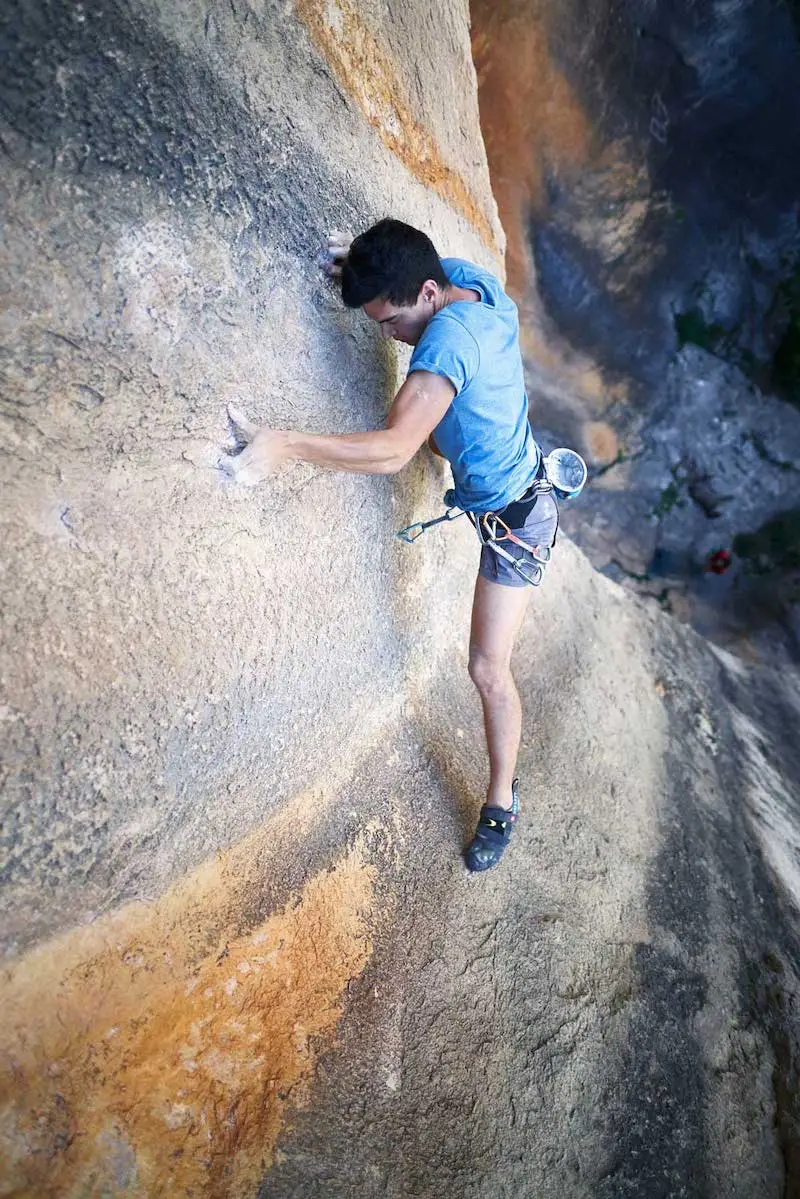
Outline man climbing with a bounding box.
[221,219,559,872]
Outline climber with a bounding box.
[220,219,557,873]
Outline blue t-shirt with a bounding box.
[407,257,538,513]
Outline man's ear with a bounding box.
[420,279,439,305]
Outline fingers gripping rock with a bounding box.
[319,229,352,278]
[220,445,261,487]
[227,404,259,444]
[219,406,286,486]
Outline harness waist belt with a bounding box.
[492,456,551,528]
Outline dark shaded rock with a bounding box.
[472,0,800,645]
[532,0,800,386]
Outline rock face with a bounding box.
[2,2,800,1197]
[0,0,500,955]
[471,0,800,648]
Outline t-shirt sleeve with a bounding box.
[408,313,480,395]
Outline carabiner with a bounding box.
[395,521,427,544]
[395,507,464,544]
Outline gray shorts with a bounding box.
[477,491,559,588]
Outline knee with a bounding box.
[468,649,511,698]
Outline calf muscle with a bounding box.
[469,576,531,809]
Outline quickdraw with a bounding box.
[395,480,555,587]
[469,507,553,587]
[394,448,584,586]
[394,505,465,543]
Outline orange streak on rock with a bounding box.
[297,0,499,252]
[0,833,375,1197]
[470,2,595,295]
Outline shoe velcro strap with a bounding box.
[477,805,516,837]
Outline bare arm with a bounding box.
[222,370,454,486]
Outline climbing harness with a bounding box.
[395,447,587,587]
[470,505,553,586]
[395,476,552,586]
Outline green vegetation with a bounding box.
[674,259,800,403]
[652,477,681,519]
[592,447,629,480]
[673,306,764,383]
[733,507,800,575]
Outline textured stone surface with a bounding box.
[558,346,800,644]
[2,2,800,1197]
[0,0,498,953]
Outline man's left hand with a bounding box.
[220,405,288,486]
[320,230,352,278]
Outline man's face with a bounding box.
[363,283,437,346]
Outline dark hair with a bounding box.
[341,218,449,309]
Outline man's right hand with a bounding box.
[320,230,352,278]
[220,405,289,486]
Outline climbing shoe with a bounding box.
[465,779,520,872]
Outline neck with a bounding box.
[435,283,478,314]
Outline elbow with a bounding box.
[379,458,405,475]
[385,450,414,475]
[380,443,415,475]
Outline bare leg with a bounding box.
[468,574,532,810]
